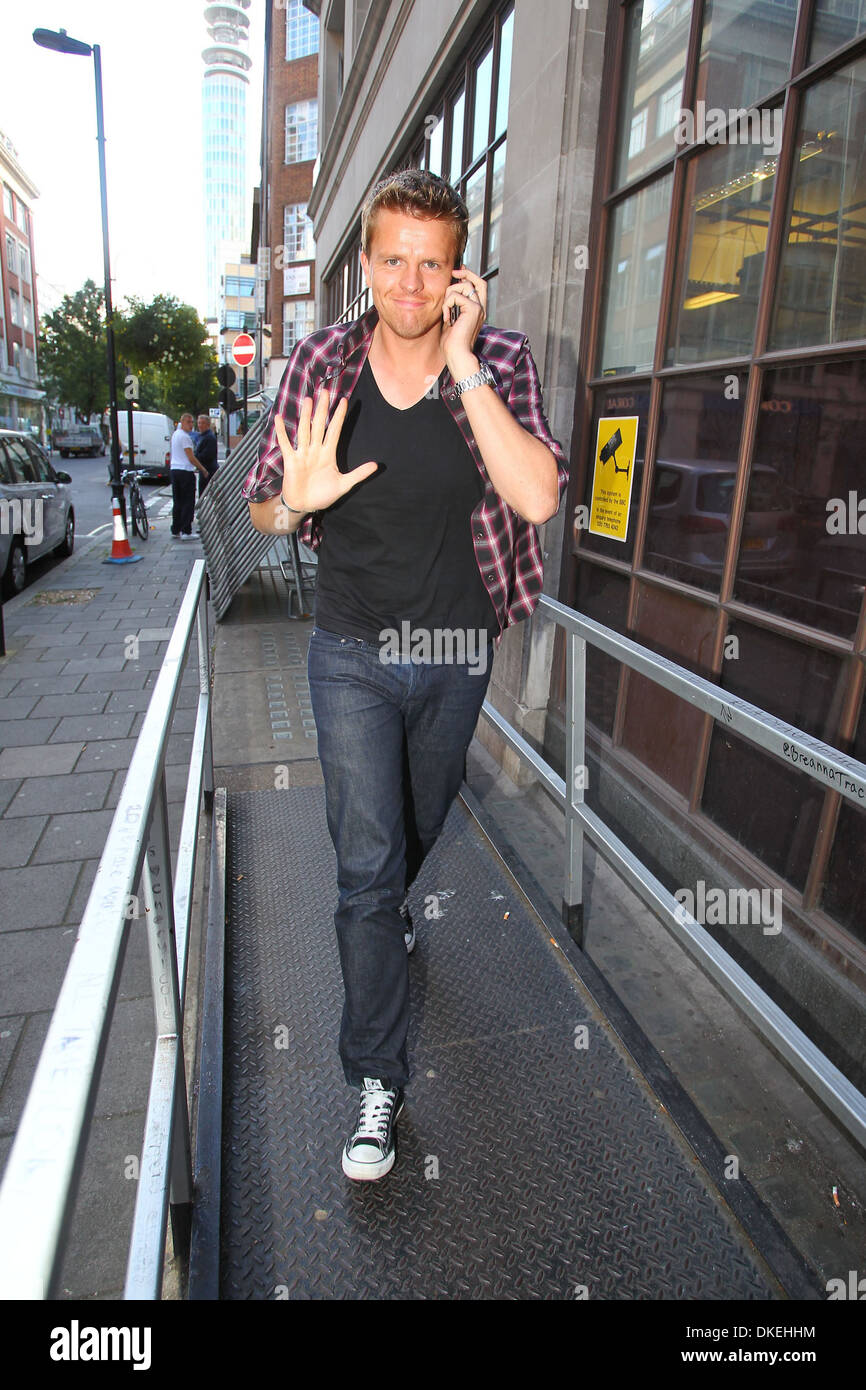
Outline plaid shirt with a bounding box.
[242,306,568,634]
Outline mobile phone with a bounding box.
[449,303,460,326]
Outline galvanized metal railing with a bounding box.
[0,559,213,1299]
[481,593,866,1150]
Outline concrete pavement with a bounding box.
[0,500,207,1298]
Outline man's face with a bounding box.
[198,416,210,433]
[181,415,194,432]
[360,209,458,341]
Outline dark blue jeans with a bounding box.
[308,625,494,1089]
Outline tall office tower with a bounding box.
[202,2,252,321]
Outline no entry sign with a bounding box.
[231,333,256,368]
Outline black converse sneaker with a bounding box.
[399,898,415,954]
[342,1078,404,1181]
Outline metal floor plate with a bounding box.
[218,786,776,1300]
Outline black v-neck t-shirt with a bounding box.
[313,357,498,645]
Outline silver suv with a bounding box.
[0,430,75,598]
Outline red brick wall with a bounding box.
[266,3,318,361]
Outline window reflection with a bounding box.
[614,0,691,189]
[810,0,866,67]
[734,360,866,639]
[598,177,673,375]
[464,165,486,271]
[487,142,507,271]
[495,9,514,139]
[472,47,494,162]
[697,0,796,113]
[667,141,778,365]
[770,58,866,350]
[702,619,842,888]
[643,371,747,590]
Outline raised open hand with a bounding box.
[275,389,377,513]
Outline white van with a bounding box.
[113,412,175,481]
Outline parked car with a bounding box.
[644,459,797,583]
[113,412,174,481]
[53,423,106,458]
[0,429,75,597]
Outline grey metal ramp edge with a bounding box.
[457,782,825,1302]
[189,787,227,1299]
[216,785,782,1300]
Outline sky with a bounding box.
[2,0,264,321]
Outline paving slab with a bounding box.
[0,742,84,779]
[0,815,48,869]
[0,1014,26,1094]
[74,739,140,773]
[30,694,111,719]
[7,674,86,698]
[0,717,61,747]
[5,771,112,818]
[0,697,39,720]
[31,809,119,864]
[0,924,77,1009]
[0,780,19,816]
[48,713,134,744]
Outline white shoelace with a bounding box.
[354,1085,397,1144]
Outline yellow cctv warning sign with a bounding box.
[589,416,639,542]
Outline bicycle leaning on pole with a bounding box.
[120,466,149,541]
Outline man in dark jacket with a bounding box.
[194,414,218,497]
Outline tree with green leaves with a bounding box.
[115,294,218,419]
[38,279,108,420]
[39,283,219,424]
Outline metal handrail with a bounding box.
[480,593,866,1150]
[0,560,213,1299]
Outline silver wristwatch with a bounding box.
[451,361,495,398]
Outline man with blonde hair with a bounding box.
[244,169,567,1181]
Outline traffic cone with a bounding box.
[102,496,142,565]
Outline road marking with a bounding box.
[85,523,112,537]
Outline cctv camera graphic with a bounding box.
[599,427,630,477]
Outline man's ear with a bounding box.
[360,251,371,285]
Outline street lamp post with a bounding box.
[32,28,126,530]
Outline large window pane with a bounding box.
[733,359,866,639]
[464,165,486,271]
[701,621,843,890]
[614,0,691,190]
[666,141,777,365]
[769,58,866,350]
[597,175,673,375]
[621,584,719,796]
[472,47,494,162]
[697,0,795,113]
[486,142,507,271]
[428,112,444,176]
[643,370,748,591]
[821,697,866,942]
[572,562,631,738]
[450,89,466,180]
[810,0,866,67]
[495,9,514,139]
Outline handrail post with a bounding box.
[126,773,193,1295]
[197,584,214,801]
[563,630,587,947]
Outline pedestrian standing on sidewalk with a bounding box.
[194,414,219,498]
[243,169,567,1183]
[170,412,207,538]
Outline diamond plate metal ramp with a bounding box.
[217,786,778,1300]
